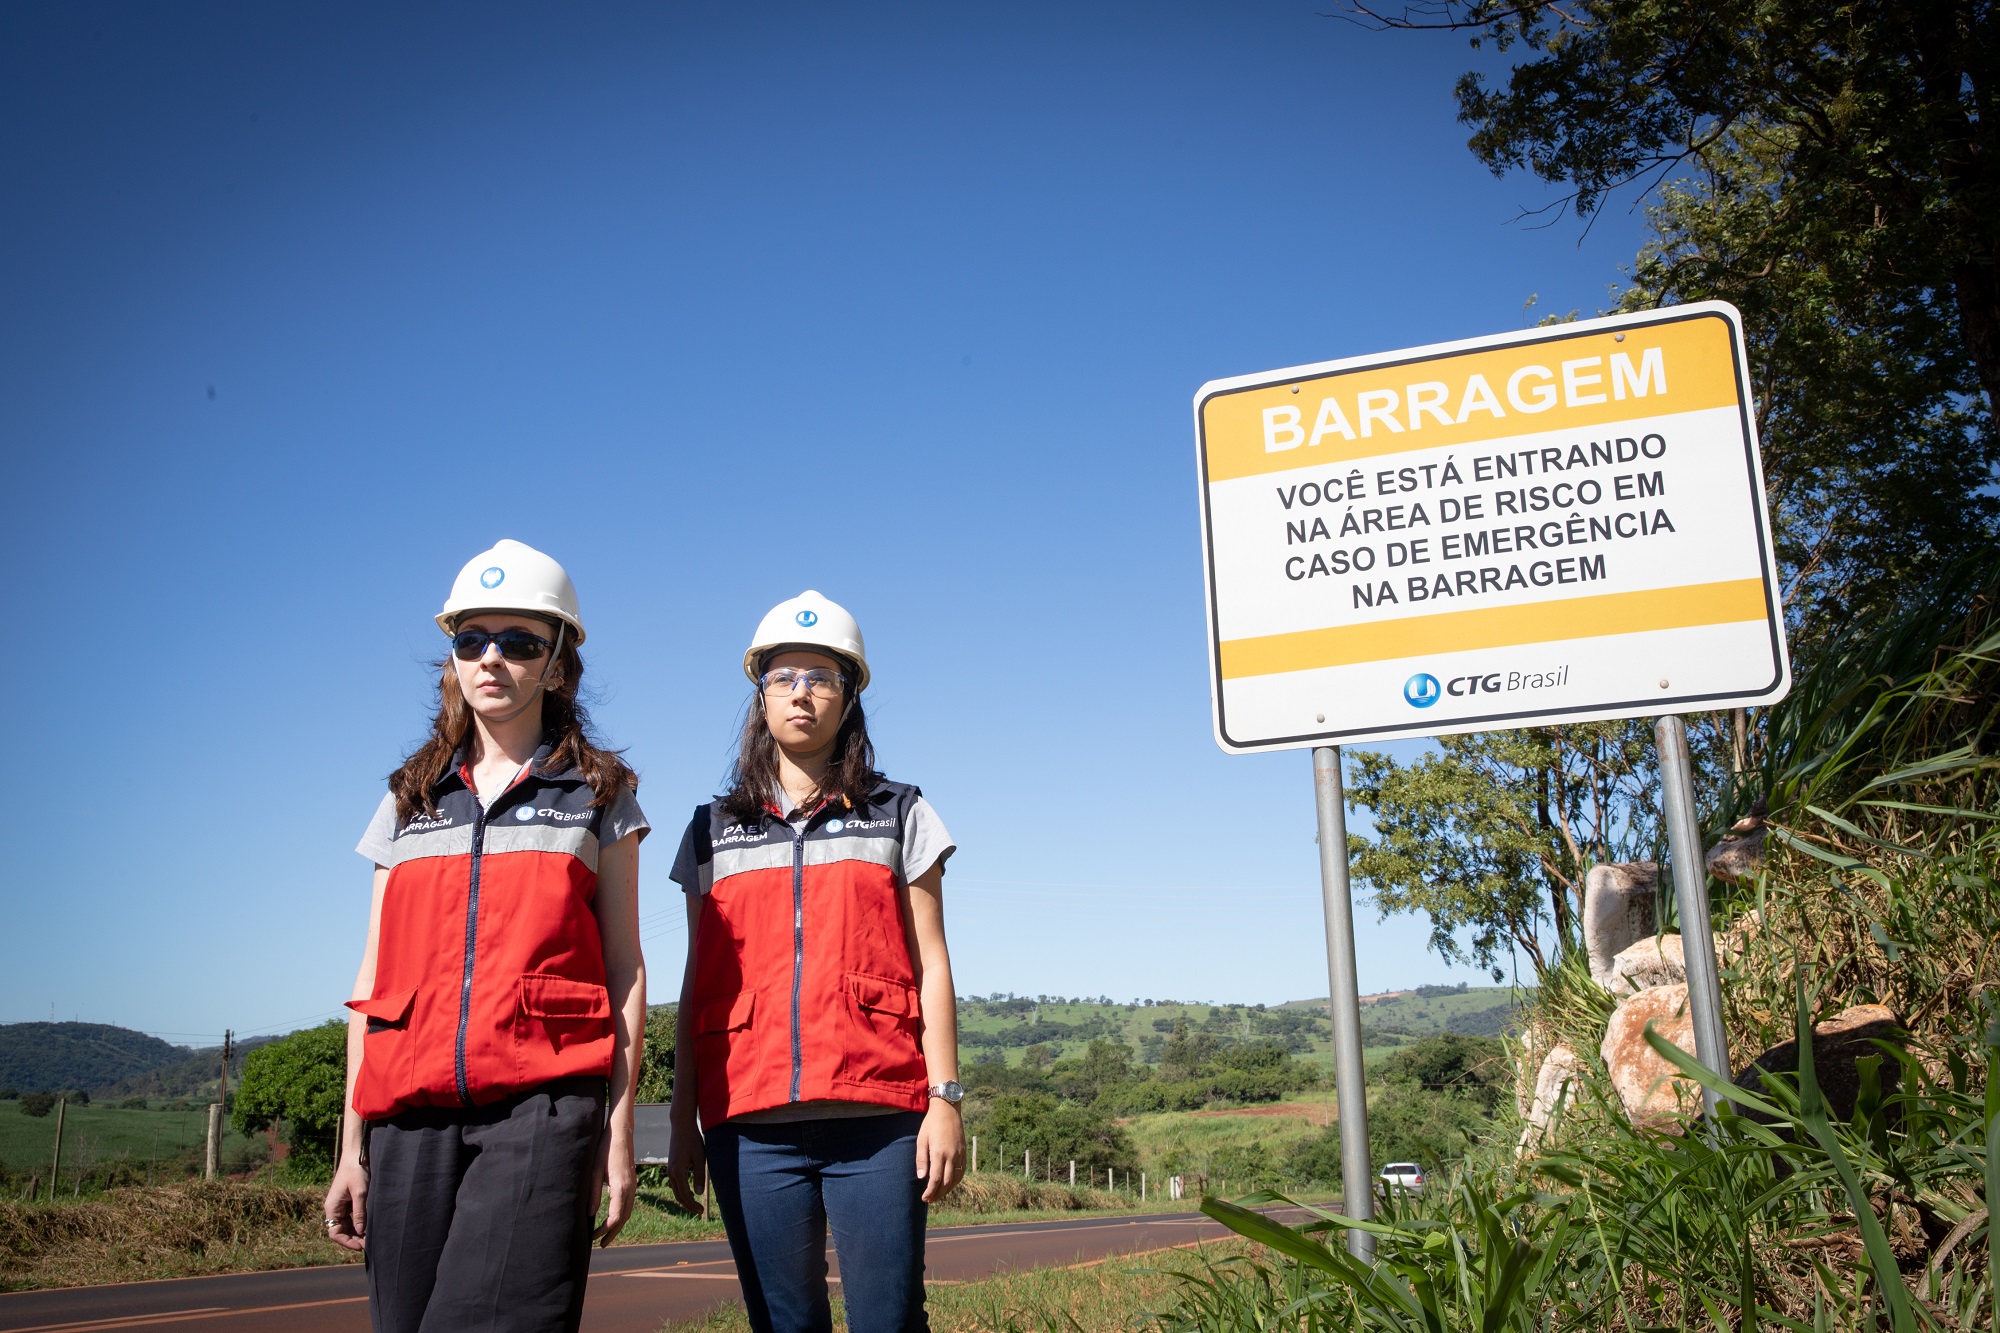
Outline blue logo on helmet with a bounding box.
[795,609,818,627]
[1404,673,1442,708]
[480,567,505,589]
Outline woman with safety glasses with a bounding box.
[325,539,648,1333]
[664,591,963,1333]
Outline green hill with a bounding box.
[0,1024,191,1095]
[1279,983,1531,1041]
[955,985,1529,1075]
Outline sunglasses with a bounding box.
[451,627,554,662]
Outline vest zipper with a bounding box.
[789,820,805,1102]
[455,798,486,1107]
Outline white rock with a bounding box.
[1525,1043,1584,1130]
[1607,934,1686,996]
[1584,861,1661,988]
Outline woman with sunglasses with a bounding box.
[325,539,649,1333]
[664,591,963,1333]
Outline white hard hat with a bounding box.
[743,591,868,692]
[436,539,585,644]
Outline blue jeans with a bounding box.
[705,1111,928,1333]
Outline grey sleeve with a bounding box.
[902,796,956,884]
[356,792,398,867]
[600,783,651,848]
[668,813,711,895]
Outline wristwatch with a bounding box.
[928,1080,965,1105]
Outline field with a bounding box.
[956,984,1527,1077]
[0,1101,266,1193]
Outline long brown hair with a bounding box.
[719,660,880,824]
[390,630,636,822]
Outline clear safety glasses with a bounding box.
[759,667,847,700]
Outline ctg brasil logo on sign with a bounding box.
[1403,673,1441,709]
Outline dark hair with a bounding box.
[389,629,637,822]
[719,654,879,823]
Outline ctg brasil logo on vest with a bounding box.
[1404,673,1442,709]
[480,566,506,589]
[795,609,818,627]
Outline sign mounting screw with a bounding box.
[1659,678,1670,688]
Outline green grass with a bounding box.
[657,1244,1251,1333]
[617,1177,1203,1246]
[0,1101,264,1188]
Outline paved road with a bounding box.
[0,1209,1275,1333]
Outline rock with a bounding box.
[1706,825,1767,882]
[1584,861,1661,988]
[1524,1043,1584,1131]
[1607,934,1685,996]
[1600,984,1701,1124]
[1732,1004,1903,1124]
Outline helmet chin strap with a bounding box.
[482,622,566,727]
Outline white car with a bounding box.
[1379,1162,1425,1195]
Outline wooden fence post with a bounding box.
[48,1098,66,1203]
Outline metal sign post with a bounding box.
[1313,746,1375,1260]
[1654,715,1732,1114]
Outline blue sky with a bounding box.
[1,2,1648,1045]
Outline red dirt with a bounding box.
[1183,1103,1334,1122]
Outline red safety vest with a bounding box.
[348,748,620,1119]
[680,782,931,1127]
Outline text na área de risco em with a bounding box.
[1272,434,1676,609]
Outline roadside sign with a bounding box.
[1194,301,1790,753]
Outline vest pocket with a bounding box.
[838,971,926,1089]
[346,986,417,1117]
[517,973,612,1055]
[695,990,756,1039]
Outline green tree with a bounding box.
[233,1021,347,1179]
[1376,1034,1509,1115]
[634,1006,675,1104]
[1368,0,2000,630]
[970,1093,1132,1173]
[1050,1039,1135,1104]
[1346,720,1732,977]
[1158,1019,1217,1082]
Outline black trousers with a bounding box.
[364,1078,606,1333]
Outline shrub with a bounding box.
[633,1006,674,1104]
[19,1093,56,1118]
[232,1023,345,1180]
[968,1093,1133,1173]
[1375,1033,1508,1113]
